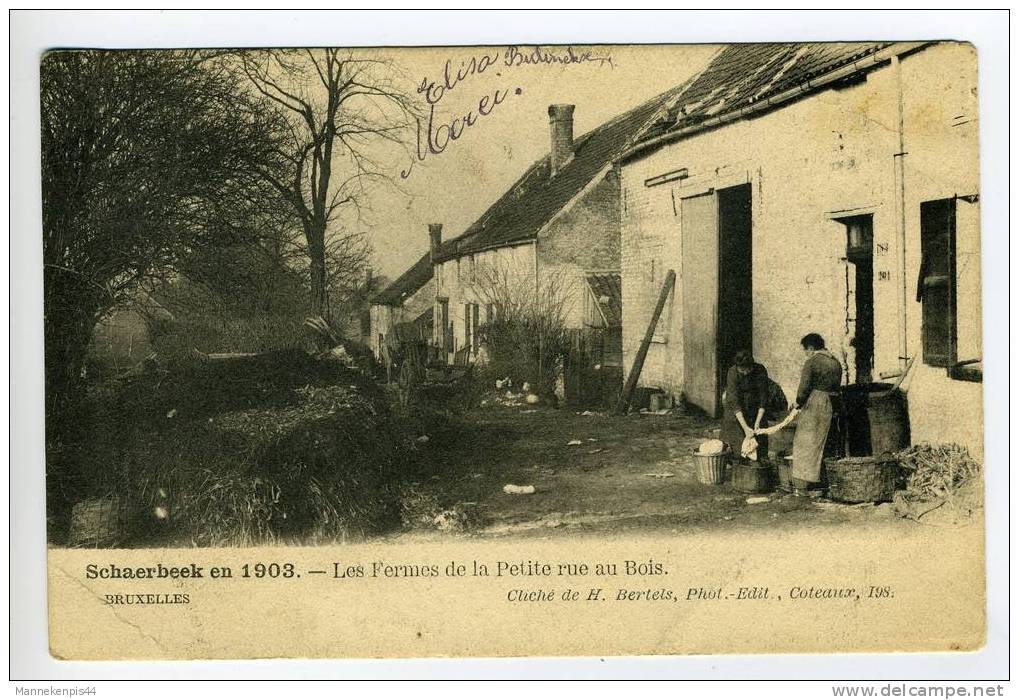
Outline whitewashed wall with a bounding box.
[368,277,435,360]
[433,243,537,354]
[620,43,982,457]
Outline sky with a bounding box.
[341,44,719,280]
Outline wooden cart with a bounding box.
[384,324,474,408]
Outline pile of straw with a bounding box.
[896,443,981,502]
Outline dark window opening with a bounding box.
[842,215,874,384]
[464,302,480,354]
[472,303,480,353]
[918,199,957,368]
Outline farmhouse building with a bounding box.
[425,87,695,400]
[368,249,435,361]
[618,42,982,456]
[90,288,174,377]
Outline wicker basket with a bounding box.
[693,447,730,485]
[824,455,899,503]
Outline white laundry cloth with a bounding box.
[740,435,759,461]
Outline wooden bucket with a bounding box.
[776,456,795,492]
[733,462,775,494]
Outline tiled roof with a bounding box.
[372,252,433,306]
[638,42,893,143]
[437,82,695,261]
[586,272,622,328]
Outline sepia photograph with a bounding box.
[10,9,1008,679]
[44,40,983,550]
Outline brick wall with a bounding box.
[536,172,621,328]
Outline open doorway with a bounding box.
[681,182,753,417]
[716,184,754,399]
[842,215,874,384]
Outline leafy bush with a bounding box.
[136,384,406,545]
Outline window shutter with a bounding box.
[919,198,957,367]
[439,299,451,350]
[472,304,480,352]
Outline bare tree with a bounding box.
[474,262,575,398]
[236,49,416,321]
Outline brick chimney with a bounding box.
[548,104,575,176]
[428,223,443,262]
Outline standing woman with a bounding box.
[790,333,845,493]
[720,350,771,462]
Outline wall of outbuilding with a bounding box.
[620,43,982,457]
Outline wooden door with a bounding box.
[681,191,720,416]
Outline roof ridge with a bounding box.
[438,76,708,261]
[373,250,433,305]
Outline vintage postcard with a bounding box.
[41,41,986,660]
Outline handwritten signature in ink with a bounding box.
[400,46,612,179]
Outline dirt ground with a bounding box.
[395,397,916,541]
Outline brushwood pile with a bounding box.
[50,349,415,546]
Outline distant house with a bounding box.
[368,250,435,361]
[618,42,982,457]
[90,289,173,376]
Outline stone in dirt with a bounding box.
[432,502,487,532]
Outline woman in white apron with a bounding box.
[789,333,844,493]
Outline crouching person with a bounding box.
[720,350,770,464]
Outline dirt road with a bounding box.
[397,400,910,540]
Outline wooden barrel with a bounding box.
[842,383,910,457]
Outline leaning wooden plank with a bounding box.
[613,269,676,416]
